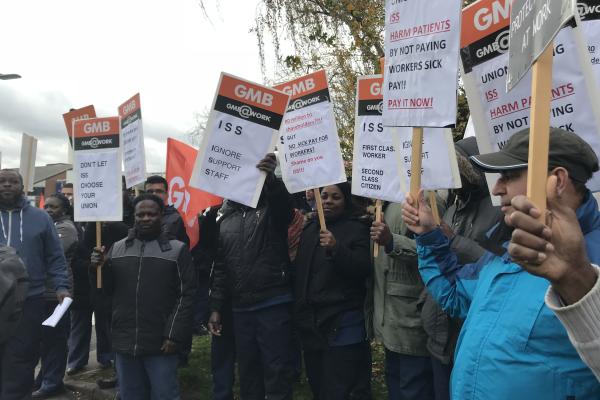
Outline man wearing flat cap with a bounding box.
[401,128,600,400]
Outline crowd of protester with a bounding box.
[0,127,600,399]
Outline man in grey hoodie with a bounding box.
[0,169,70,399]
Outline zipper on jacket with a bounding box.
[248,210,261,243]
[133,242,145,356]
[7,211,12,247]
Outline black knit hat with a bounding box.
[470,127,599,183]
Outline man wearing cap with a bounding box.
[402,128,600,399]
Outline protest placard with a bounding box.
[274,70,346,194]
[461,0,600,193]
[382,0,462,127]
[62,105,96,146]
[72,117,123,222]
[19,133,37,193]
[119,93,147,188]
[351,75,406,203]
[189,73,290,208]
[395,128,461,192]
[580,1,600,82]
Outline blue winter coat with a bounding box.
[416,191,600,400]
[0,197,69,298]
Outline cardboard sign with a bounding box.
[166,138,222,248]
[274,70,346,193]
[461,0,600,191]
[383,0,462,127]
[351,75,406,202]
[119,93,147,188]
[189,73,290,207]
[395,128,462,191]
[506,0,576,90]
[62,105,96,145]
[19,133,37,193]
[73,117,123,222]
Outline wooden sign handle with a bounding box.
[314,188,327,231]
[96,221,102,289]
[410,127,424,205]
[527,42,554,221]
[374,199,383,258]
[428,191,441,225]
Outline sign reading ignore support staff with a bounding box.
[73,117,123,222]
[119,93,147,188]
[274,70,346,193]
[352,75,406,203]
[506,0,575,90]
[189,73,290,207]
[383,0,461,127]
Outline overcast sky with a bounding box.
[0,0,274,173]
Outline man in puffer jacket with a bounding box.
[419,137,512,400]
[92,193,196,399]
[207,153,295,400]
[402,128,600,399]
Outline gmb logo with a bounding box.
[168,176,190,213]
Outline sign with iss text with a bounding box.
[119,93,147,188]
[383,0,462,127]
[461,0,600,191]
[274,70,346,193]
[73,117,123,222]
[351,75,406,202]
[190,73,290,207]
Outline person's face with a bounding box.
[492,169,528,216]
[305,189,314,202]
[134,200,162,235]
[44,197,65,221]
[321,185,346,220]
[144,183,168,204]
[61,187,74,204]
[0,171,23,207]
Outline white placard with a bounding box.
[19,133,37,193]
[383,0,462,127]
[351,75,406,202]
[73,151,123,221]
[461,3,600,191]
[395,128,462,191]
[274,70,346,193]
[119,94,146,188]
[72,117,123,222]
[189,73,290,207]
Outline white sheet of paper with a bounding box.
[42,297,73,327]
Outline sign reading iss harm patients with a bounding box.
[460,0,600,191]
[383,0,462,127]
[351,75,406,202]
[274,70,346,193]
[119,93,147,188]
[72,117,123,222]
[189,73,290,208]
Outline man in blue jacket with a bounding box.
[402,128,600,399]
[0,169,70,399]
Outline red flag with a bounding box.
[166,138,222,248]
[39,193,45,209]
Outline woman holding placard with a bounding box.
[293,182,372,400]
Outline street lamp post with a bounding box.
[0,73,21,80]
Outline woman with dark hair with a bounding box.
[293,182,373,400]
[34,193,78,397]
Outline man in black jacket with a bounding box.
[91,194,196,399]
[208,154,295,400]
[145,175,189,246]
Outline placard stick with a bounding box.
[410,127,424,205]
[313,188,327,231]
[527,43,554,221]
[428,191,441,225]
[96,222,102,289]
[134,187,140,197]
[374,199,383,257]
